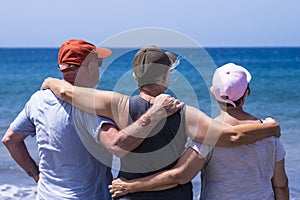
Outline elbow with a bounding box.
[2,134,11,147]
[172,170,190,185]
[227,135,243,147]
[273,179,289,191]
[2,128,27,156]
[99,128,129,158]
[192,134,205,144]
[2,134,16,153]
[109,135,141,158]
[220,126,244,147]
[219,135,244,147]
[177,177,190,185]
[106,138,128,158]
[59,87,72,101]
[108,145,127,158]
[2,136,8,146]
[59,87,67,97]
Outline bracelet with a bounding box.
[28,166,39,177]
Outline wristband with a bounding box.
[28,166,39,177]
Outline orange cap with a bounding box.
[58,39,111,72]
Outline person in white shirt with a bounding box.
[109,63,289,200]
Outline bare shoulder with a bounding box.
[221,110,262,126]
[240,111,262,124]
[184,105,212,136]
[185,105,208,119]
[110,92,130,129]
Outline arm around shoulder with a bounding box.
[99,94,185,157]
[109,147,204,198]
[225,119,281,146]
[184,105,281,146]
[41,77,73,103]
[41,77,130,124]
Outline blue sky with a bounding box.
[0,0,299,47]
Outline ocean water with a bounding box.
[0,47,299,199]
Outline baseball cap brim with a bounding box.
[96,48,112,58]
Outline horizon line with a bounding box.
[0,45,300,49]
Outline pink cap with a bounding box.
[211,63,251,107]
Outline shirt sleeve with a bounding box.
[10,100,36,137]
[186,138,213,160]
[274,137,286,163]
[73,108,115,143]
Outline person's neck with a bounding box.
[215,105,242,125]
[139,85,165,103]
[62,76,75,85]
[139,92,156,104]
[219,105,247,119]
[139,87,165,103]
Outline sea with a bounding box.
[0,47,299,199]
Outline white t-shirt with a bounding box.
[187,136,285,200]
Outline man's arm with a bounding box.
[272,159,289,199]
[185,105,280,146]
[41,77,129,128]
[2,128,39,182]
[42,78,280,146]
[98,94,184,157]
[109,147,204,198]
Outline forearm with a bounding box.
[2,130,39,182]
[193,121,279,147]
[106,104,171,157]
[125,148,203,192]
[110,148,203,198]
[192,119,280,147]
[126,172,179,192]
[222,122,280,146]
[185,106,280,146]
[111,169,180,198]
[8,142,37,172]
[108,94,185,156]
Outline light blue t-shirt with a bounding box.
[72,106,115,170]
[10,89,113,200]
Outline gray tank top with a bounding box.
[117,95,192,200]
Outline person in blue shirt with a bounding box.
[2,40,180,200]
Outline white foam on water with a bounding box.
[0,184,37,200]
